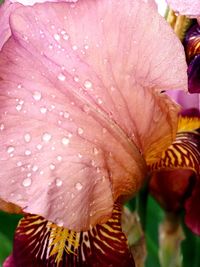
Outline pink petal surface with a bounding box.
[10,0,78,5]
[0,0,187,230]
[0,0,20,50]
[167,0,200,17]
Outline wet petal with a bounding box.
[6,204,134,267]
[0,0,186,229]
[0,0,20,50]
[150,118,200,211]
[11,0,78,5]
[167,0,200,17]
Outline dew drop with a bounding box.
[62,137,70,146]
[40,107,47,114]
[64,112,69,118]
[7,146,14,154]
[0,124,4,131]
[32,165,38,172]
[97,98,103,105]
[54,33,60,41]
[77,127,84,135]
[42,132,52,142]
[84,44,89,50]
[93,147,99,155]
[84,80,92,89]
[24,133,31,143]
[63,34,69,40]
[78,153,83,158]
[55,178,63,187]
[25,150,31,156]
[50,163,55,170]
[72,45,78,51]
[73,76,79,82]
[75,182,83,191]
[56,155,62,161]
[36,144,42,150]
[22,177,32,187]
[33,91,42,101]
[58,73,66,81]
[16,104,22,111]
[83,104,90,113]
[17,161,22,167]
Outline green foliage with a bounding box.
[0,211,21,266]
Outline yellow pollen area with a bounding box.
[178,116,200,132]
[48,223,79,265]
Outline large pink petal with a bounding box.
[10,0,78,5]
[0,0,186,230]
[0,0,20,50]
[167,0,200,17]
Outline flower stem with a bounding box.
[159,213,185,267]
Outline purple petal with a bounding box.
[188,54,200,93]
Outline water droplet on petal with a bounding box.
[7,145,14,154]
[33,91,42,101]
[93,147,99,155]
[72,45,78,51]
[54,33,60,41]
[73,76,79,82]
[16,104,22,111]
[0,124,5,131]
[32,165,38,172]
[22,177,32,187]
[24,133,31,143]
[17,161,22,167]
[56,155,62,161]
[58,73,66,81]
[50,163,55,170]
[64,112,69,118]
[61,137,70,146]
[25,150,31,156]
[36,144,42,150]
[40,107,47,114]
[97,98,103,105]
[63,34,69,40]
[77,127,84,135]
[55,178,63,187]
[75,182,83,191]
[42,133,52,142]
[84,80,92,89]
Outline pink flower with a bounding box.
[167,0,200,18]
[0,0,187,233]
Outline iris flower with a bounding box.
[149,91,200,235]
[0,0,187,265]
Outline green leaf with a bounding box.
[0,211,21,265]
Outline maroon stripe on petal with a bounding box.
[12,204,134,267]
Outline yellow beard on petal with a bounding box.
[178,116,200,132]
